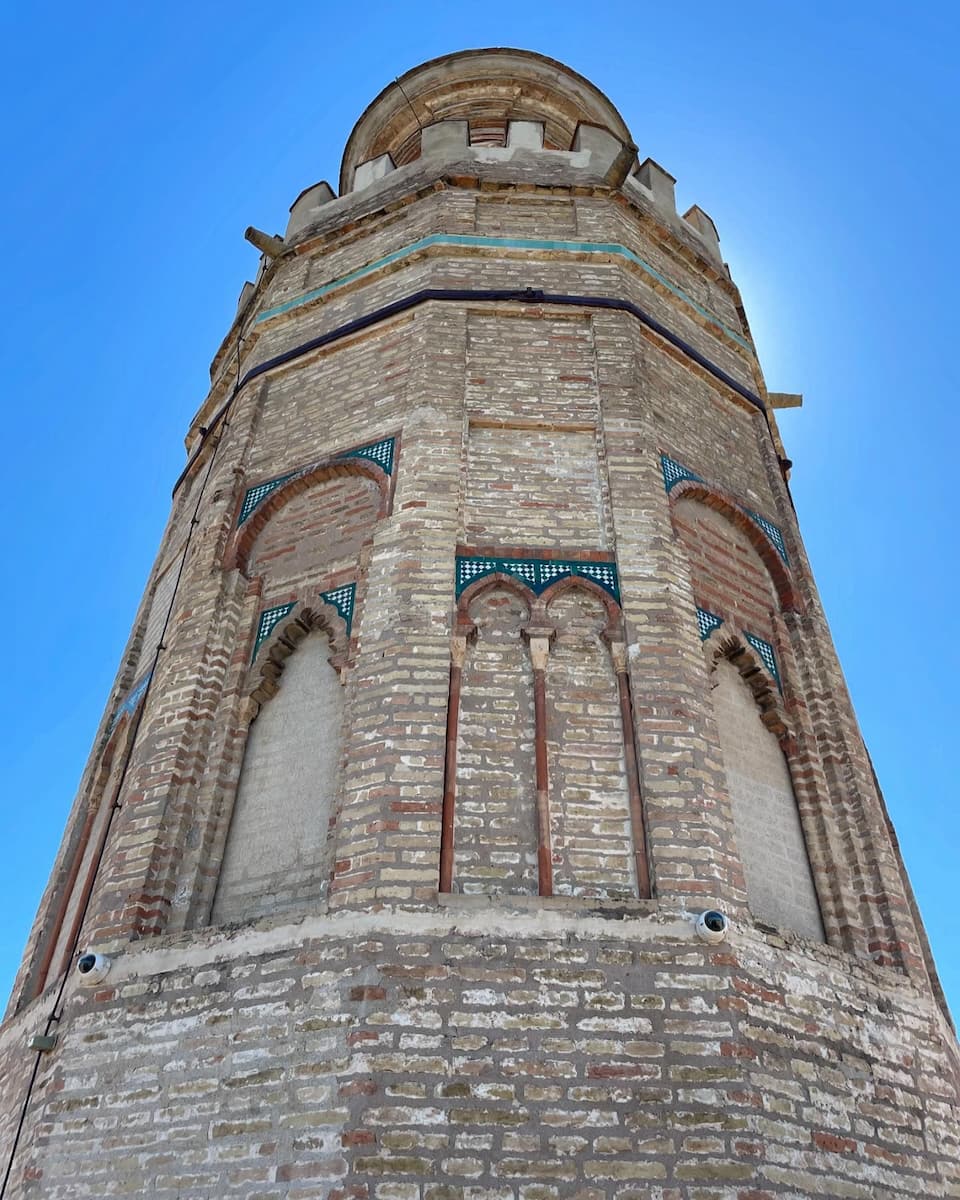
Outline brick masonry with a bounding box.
[2,48,957,1199]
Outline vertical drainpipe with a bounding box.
[525,629,555,897]
[608,638,652,899]
[439,630,470,894]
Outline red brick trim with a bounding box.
[701,623,791,742]
[227,458,391,574]
[248,597,351,708]
[668,479,802,614]
[456,570,623,638]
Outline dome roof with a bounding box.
[339,47,633,194]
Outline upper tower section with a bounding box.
[339,47,633,192]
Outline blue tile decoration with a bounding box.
[661,454,703,494]
[338,437,395,476]
[238,438,395,527]
[456,556,620,602]
[108,670,153,731]
[662,455,789,567]
[745,508,789,564]
[253,586,356,659]
[320,583,355,635]
[253,603,296,658]
[696,607,724,641]
[744,632,782,691]
[238,473,296,525]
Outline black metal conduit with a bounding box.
[175,286,766,495]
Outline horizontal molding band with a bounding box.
[175,286,765,495]
[257,233,752,352]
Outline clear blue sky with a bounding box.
[1,2,957,1015]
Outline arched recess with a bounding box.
[704,627,825,941]
[442,567,649,900]
[544,583,637,899]
[453,581,538,895]
[229,459,390,582]
[672,485,824,938]
[211,603,348,925]
[669,480,801,617]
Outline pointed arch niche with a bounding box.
[670,485,824,941]
[209,448,390,925]
[212,606,347,925]
[707,634,824,941]
[233,458,389,590]
[29,704,141,997]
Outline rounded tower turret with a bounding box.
[1,47,957,1200]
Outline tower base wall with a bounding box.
[3,905,958,1197]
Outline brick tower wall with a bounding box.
[2,49,957,1199]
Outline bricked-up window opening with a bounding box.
[211,631,343,924]
[711,656,824,941]
[545,588,637,899]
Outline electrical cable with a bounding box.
[0,338,246,1199]
[394,77,422,131]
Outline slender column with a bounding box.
[525,629,555,897]
[609,638,652,899]
[439,631,470,894]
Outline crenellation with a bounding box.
[286,180,336,239]
[682,204,723,262]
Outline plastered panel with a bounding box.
[212,633,343,923]
[136,562,176,675]
[711,659,823,940]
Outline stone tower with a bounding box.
[1,47,957,1199]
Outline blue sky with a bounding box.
[1,2,957,1014]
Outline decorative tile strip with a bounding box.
[745,508,789,564]
[696,607,724,641]
[108,670,153,731]
[456,556,620,602]
[253,603,295,658]
[745,632,782,691]
[238,472,296,526]
[238,438,395,527]
[255,234,753,352]
[661,454,703,494]
[338,436,395,476]
[320,583,355,635]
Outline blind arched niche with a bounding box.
[212,627,344,924]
